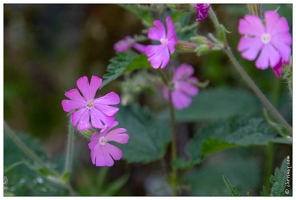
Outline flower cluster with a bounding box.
[238,10,292,77]
[62,75,129,167]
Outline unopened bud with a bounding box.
[247,4,261,17]
[190,35,209,45]
[175,40,197,52]
[195,44,211,56]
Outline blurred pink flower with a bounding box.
[61,75,120,130]
[88,121,129,167]
[194,4,210,21]
[238,10,292,72]
[163,64,199,110]
[145,16,178,69]
[113,36,146,54]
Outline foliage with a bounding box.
[115,104,171,163]
[4,132,69,196]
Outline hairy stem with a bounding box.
[224,49,292,132]
[63,118,75,176]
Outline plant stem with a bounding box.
[63,118,75,176]
[4,121,59,177]
[157,69,178,195]
[168,89,178,196]
[223,48,292,132]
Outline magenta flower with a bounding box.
[163,64,199,110]
[238,10,292,71]
[61,75,120,130]
[145,16,178,69]
[194,4,210,21]
[88,121,129,167]
[272,58,289,78]
[114,36,146,54]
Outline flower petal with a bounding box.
[94,104,119,116]
[76,76,90,100]
[179,82,198,96]
[174,64,194,80]
[106,128,129,144]
[238,14,264,36]
[90,108,115,129]
[61,99,85,112]
[148,20,166,41]
[147,45,170,69]
[172,90,192,110]
[95,92,120,105]
[105,143,122,161]
[238,37,262,60]
[89,75,102,100]
[71,108,91,130]
[255,44,280,69]
[166,16,178,45]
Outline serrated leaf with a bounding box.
[115,104,171,163]
[270,158,291,196]
[101,52,151,88]
[158,88,260,122]
[177,116,278,169]
[222,175,241,196]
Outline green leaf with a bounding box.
[4,132,69,195]
[175,116,278,169]
[270,157,291,196]
[115,104,171,163]
[185,154,261,195]
[158,88,260,122]
[222,175,241,196]
[101,52,151,88]
[119,5,155,27]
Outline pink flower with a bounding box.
[88,121,129,167]
[194,4,210,21]
[145,16,178,69]
[61,75,120,130]
[163,64,199,110]
[272,58,289,78]
[114,36,146,54]
[238,10,292,71]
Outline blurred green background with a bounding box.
[4,4,292,196]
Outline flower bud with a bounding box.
[175,40,197,52]
[247,4,261,17]
[195,44,211,56]
[190,35,209,45]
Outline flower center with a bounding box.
[160,38,168,45]
[99,137,107,146]
[261,33,271,44]
[86,99,94,109]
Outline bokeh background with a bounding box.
[4,4,292,195]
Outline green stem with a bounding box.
[63,118,75,176]
[157,69,178,195]
[4,121,59,177]
[263,143,274,190]
[223,49,292,132]
[168,89,178,196]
